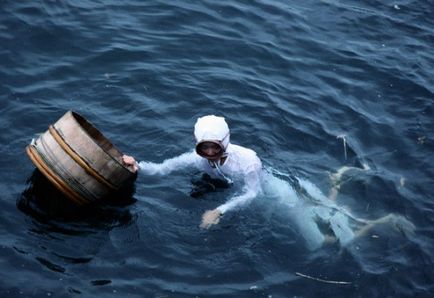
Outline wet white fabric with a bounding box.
[262,170,415,250]
[261,171,358,250]
[139,115,261,214]
[138,143,262,214]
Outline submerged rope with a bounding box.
[295,272,352,285]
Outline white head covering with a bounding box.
[194,115,230,154]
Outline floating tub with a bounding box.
[26,111,136,205]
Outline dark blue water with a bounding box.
[1,0,433,297]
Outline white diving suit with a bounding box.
[138,115,262,215]
[137,115,413,250]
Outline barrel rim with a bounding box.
[67,110,136,175]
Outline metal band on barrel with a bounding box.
[26,145,88,205]
[48,125,118,191]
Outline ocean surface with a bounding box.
[1,0,433,297]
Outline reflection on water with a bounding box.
[18,169,136,224]
[16,170,136,278]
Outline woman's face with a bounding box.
[198,142,223,160]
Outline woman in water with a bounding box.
[123,115,262,229]
[123,115,413,250]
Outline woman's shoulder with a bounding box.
[227,144,261,169]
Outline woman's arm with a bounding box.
[137,151,201,175]
[200,162,262,228]
[216,169,261,214]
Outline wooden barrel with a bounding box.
[26,111,136,205]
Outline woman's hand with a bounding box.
[200,209,222,229]
[122,155,138,173]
